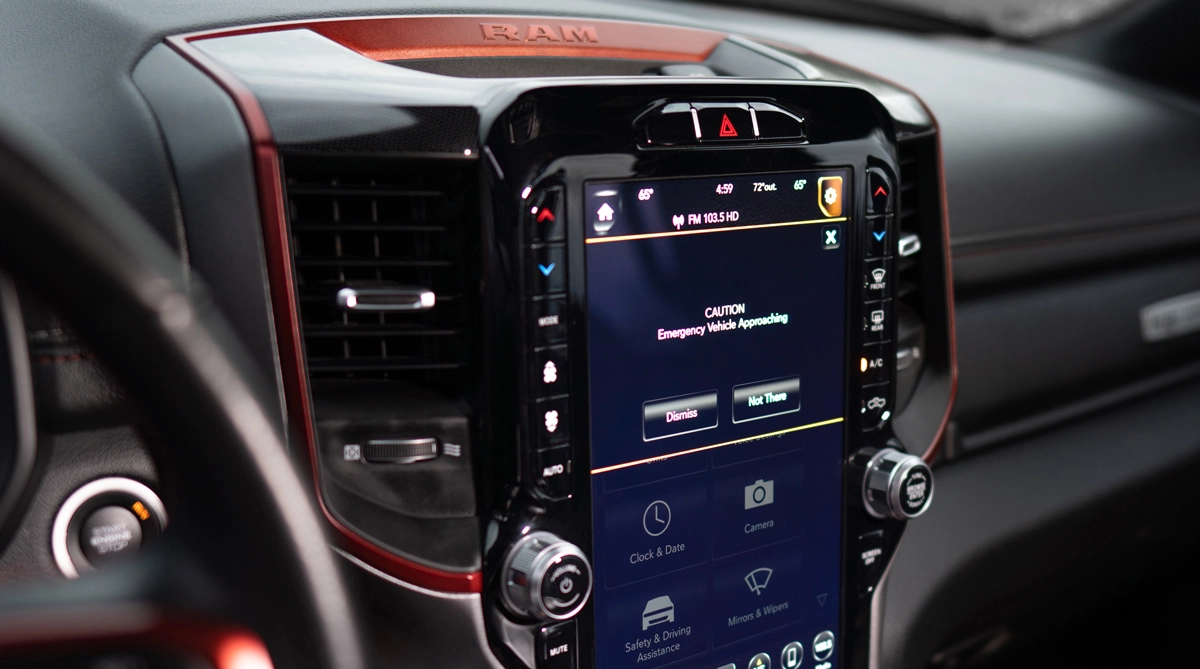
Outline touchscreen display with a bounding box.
[586,170,849,669]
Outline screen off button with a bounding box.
[732,377,801,424]
[642,391,719,441]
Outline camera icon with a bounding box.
[744,479,775,509]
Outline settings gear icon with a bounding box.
[824,186,839,205]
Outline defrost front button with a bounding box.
[864,258,892,298]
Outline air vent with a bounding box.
[282,155,480,396]
[894,135,946,411]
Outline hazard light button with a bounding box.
[694,103,754,143]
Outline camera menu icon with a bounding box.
[744,479,774,510]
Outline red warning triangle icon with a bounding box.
[719,114,738,137]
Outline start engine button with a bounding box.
[79,505,143,567]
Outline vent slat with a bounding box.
[284,155,476,388]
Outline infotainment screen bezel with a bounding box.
[481,81,911,669]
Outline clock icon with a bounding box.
[642,500,671,537]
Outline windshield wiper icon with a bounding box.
[744,568,773,595]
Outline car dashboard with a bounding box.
[0,2,1199,669]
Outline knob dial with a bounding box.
[862,448,933,520]
[501,531,593,621]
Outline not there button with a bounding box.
[732,377,800,424]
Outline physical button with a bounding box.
[861,384,891,432]
[530,245,566,295]
[533,346,569,397]
[695,103,754,142]
[864,258,892,298]
[860,341,893,385]
[537,621,578,669]
[749,102,806,140]
[642,102,699,146]
[863,300,890,343]
[529,187,564,243]
[867,168,893,214]
[813,631,835,662]
[533,396,570,447]
[535,445,573,500]
[781,642,804,669]
[531,297,568,346]
[79,506,143,568]
[858,530,885,594]
[865,216,891,259]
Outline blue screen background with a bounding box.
[586,171,848,669]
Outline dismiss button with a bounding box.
[732,376,801,424]
[643,391,719,442]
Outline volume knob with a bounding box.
[501,531,592,621]
[862,448,934,520]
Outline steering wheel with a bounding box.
[0,112,365,668]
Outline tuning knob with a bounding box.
[862,448,934,520]
[501,531,593,621]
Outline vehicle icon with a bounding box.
[642,596,675,630]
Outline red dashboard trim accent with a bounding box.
[165,33,483,594]
[176,15,727,63]
[0,610,273,669]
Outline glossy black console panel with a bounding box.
[175,27,947,669]
[480,82,910,669]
